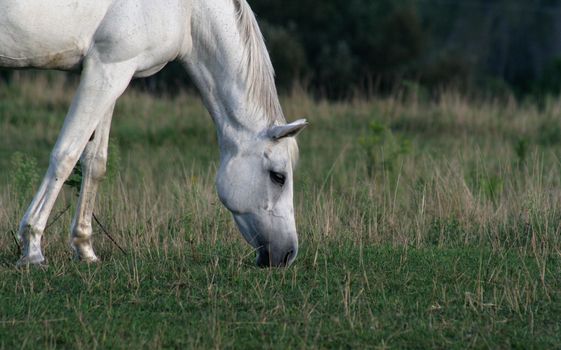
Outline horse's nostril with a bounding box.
[283,250,293,266]
[256,249,271,268]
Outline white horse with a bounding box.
[0,0,307,267]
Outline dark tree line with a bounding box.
[3,0,561,98]
[250,0,561,97]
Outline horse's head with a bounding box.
[216,119,307,267]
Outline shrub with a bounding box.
[359,120,411,177]
[10,152,39,202]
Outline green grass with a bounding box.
[1,245,559,348]
[1,73,561,348]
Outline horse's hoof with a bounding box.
[16,254,47,268]
[81,255,100,264]
[72,243,100,264]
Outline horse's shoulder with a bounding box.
[92,0,190,70]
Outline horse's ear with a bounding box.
[268,119,308,140]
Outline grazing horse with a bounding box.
[0,0,307,267]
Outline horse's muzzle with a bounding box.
[256,245,297,268]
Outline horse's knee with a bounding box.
[50,149,80,181]
[84,155,107,181]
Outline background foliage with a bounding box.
[251,0,561,97]
[2,0,561,98]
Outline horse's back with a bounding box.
[0,0,190,72]
[0,0,114,69]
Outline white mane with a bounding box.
[233,0,285,125]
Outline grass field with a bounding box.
[1,73,561,348]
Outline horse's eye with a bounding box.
[269,171,286,186]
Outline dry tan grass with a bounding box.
[1,73,561,263]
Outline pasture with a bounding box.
[1,74,561,348]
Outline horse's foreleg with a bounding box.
[69,103,115,262]
[17,54,135,266]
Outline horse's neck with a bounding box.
[182,0,281,149]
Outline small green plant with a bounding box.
[64,161,83,196]
[10,152,39,202]
[359,120,411,177]
[480,175,503,203]
[105,138,121,185]
[513,137,529,165]
[64,138,121,195]
[466,167,504,204]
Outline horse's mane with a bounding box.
[233,0,285,125]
